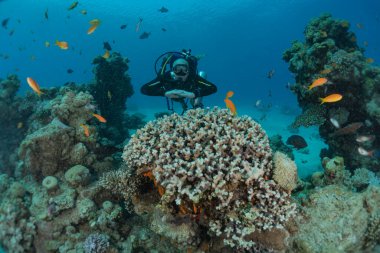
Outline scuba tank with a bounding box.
[154,49,199,115]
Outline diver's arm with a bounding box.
[140,76,167,96]
[194,76,217,97]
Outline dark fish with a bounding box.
[286,135,308,149]
[8,29,14,36]
[267,69,275,79]
[45,8,49,20]
[158,6,169,13]
[2,17,10,29]
[68,1,79,10]
[67,68,74,74]
[139,32,150,39]
[103,42,112,51]
[120,24,127,29]
[135,17,143,32]
[161,27,167,32]
[330,122,363,137]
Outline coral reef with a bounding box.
[83,233,110,253]
[0,77,130,252]
[0,75,34,175]
[90,52,134,144]
[269,134,294,160]
[283,13,380,171]
[102,108,297,251]
[0,175,36,253]
[290,185,380,252]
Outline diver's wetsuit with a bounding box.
[141,71,217,98]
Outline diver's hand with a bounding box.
[165,90,181,98]
[165,89,195,99]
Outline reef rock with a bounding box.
[19,118,75,178]
[290,185,380,253]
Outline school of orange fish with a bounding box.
[22,2,377,157]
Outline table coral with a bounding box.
[103,108,296,250]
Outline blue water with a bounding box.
[1,0,379,109]
[1,1,379,252]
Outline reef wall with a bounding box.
[283,14,380,171]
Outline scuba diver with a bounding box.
[141,49,217,114]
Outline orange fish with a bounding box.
[89,19,100,26]
[87,25,98,35]
[26,77,44,96]
[366,58,374,64]
[225,91,234,98]
[319,69,332,75]
[87,19,100,34]
[224,98,237,116]
[80,124,90,137]
[55,40,68,50]
[320,94,342,104]
[102,50,110,59]
[93,113,107,123]
[308,77,328,90]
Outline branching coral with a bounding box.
[105,108,296,250]
[83,233,110,253]
[291,105,326,128]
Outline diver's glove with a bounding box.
[165,89,195,99]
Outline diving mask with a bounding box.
[173,64,189,76]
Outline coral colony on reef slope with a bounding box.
[101,108,297,251]
[1,14,380,253]
[283,13,380,171]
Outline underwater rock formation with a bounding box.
[283,13,380,171]
[90,52,134,144]
[0,175,36,253]
[0,82,132,252]
[101,108,297,251]
[18,90,105,179]
[290,184,380,253]
[0,75,34,175]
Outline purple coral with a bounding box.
[83,233,110,253]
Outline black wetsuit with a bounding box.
[141,71,217,98]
